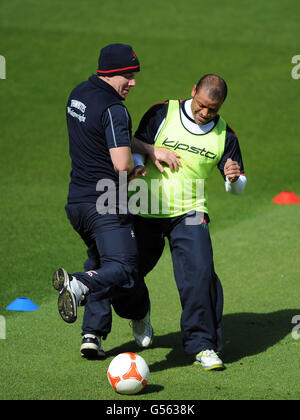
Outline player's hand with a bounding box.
[151,147,182,173]
[224,158,240,182]
[128,165,148,182]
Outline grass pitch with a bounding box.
[0,0,300,401]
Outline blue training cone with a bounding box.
[6,297,39,312]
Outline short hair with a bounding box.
[195,74,228,102]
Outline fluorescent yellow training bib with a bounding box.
[133,100,226,218]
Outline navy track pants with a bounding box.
[133,212,223,355]
[65,203,150,338]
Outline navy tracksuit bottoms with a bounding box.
[65,203,150,339]
[133,212,223,355]
[65,204,223,354]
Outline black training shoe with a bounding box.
[80,334,106,359]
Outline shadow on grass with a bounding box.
[140,384,164,395]
[107,309,298,372]
[221,309,298,363]
[105,330,188,373]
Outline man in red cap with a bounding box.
[52,44,154,358]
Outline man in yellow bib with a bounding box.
[131,74,247,370]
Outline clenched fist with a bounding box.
[224,158,240,183]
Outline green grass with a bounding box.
[0,204,299,400]
[1,0,300,401]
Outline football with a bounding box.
[107,352,149,394]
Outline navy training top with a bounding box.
[66,74,132,204]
